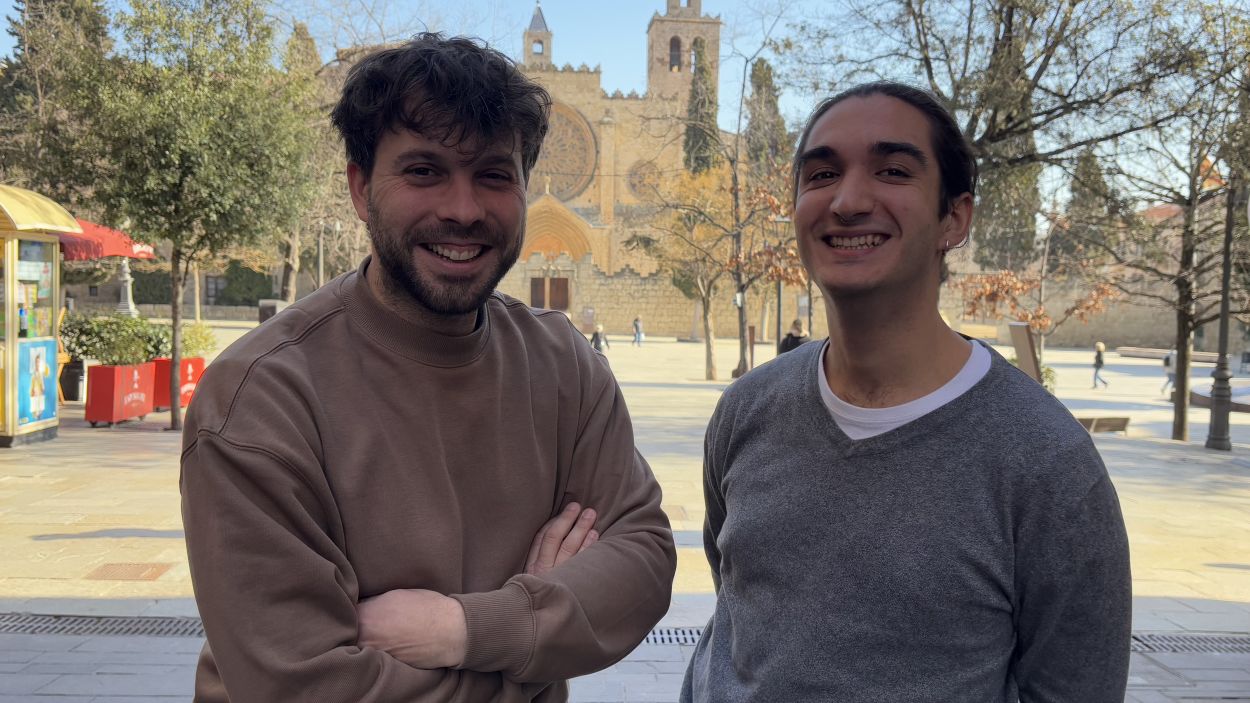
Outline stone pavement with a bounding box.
[0,338,1247,701]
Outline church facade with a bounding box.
[496,1,782,339]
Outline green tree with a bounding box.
[744,58,787,173]
[0,0,111,205]
[970,6,1042,271]
[684,37,719,174]
[276,21,324,302]
[92,0,316,430]
[1058,148,1115,270]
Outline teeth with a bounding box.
[827,234,886,249]
[427,244,483,261]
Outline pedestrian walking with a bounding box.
[632,316,644,347]
[590,324,610,353]
[1161,349,1176,395]
[1093,341,1110,389]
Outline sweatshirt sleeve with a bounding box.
[451,356,677,682]
[701,397,729,593]
[182,430,478,702]
[1011,444,1132,702]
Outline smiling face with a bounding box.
[793,94,971,302]
[348,127,527,318]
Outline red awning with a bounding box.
[59,220,156,260]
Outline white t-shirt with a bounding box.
[818,339,992,440]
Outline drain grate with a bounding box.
[1,614,1246,654]
[644,627,703,645]
[0,613,204,638]
[1132,633,1250,654]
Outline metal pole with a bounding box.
[775,277,782,345]
[1206,173,1241,450]
[806,277,814,337]
[317,224,327,288]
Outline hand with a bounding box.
[356,589,467,669]
[525,502,598,577]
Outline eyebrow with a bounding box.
[797,142,929,169]
[873,141,928,166]
[391,148,517,170]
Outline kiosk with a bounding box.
[0,185,77,447]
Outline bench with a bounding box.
[1076,417,1131,434]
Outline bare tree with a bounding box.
[781,0,1206,268]
[1073,6,1249,440]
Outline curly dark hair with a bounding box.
[792,81,977,217]
[331,33,551,179]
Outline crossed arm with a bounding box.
[356,503,600,668]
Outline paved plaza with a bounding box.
[0,333,1248,701]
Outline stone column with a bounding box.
[115,257,139,317]
[598,110,617,226]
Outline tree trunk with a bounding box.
[280,229,300,303]
[1172,210,1198,441]
[702,294,717,381]
[734,282,748,378]
[1172,290,1193,442]
[169,247,185,431]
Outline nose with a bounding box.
[829,169,873,224]
[435,174,486,227]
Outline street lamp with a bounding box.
[1205,174,1242,450]
[773,217,791,347]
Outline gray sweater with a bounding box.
[681,341,1131,702]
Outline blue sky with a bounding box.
[0,0,813,131]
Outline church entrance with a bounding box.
[530,277,570,311]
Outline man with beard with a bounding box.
[181,34,675,702]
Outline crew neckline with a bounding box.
[817,339,992,440]
[341,256,492,367]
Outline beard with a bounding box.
[367,203,522,317]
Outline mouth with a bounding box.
[822,233,889,250]
[421,243,488,262]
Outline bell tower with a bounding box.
[646,0,720,101]
[524,1,553,69]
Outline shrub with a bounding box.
[59,313,95,360]
[179,322,218,358]
[57,315,168,366]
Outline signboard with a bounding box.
[17,339,58,426]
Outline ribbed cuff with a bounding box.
[451,581,535,676]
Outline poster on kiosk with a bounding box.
[18,339,57,426]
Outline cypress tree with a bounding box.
[684,37,719,174]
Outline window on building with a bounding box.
[205,275,227,306]
[88,286,98,297]
[669,37,682,72]
[532,40,544,55]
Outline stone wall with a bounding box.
[74,302,259,322]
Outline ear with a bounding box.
[940,192,974,250]
[346,162,371,224]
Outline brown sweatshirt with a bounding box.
[180,260,676,702]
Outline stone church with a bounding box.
[495,0,750,338]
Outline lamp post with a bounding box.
[1205,172,1241,450]
[773,216,791,346]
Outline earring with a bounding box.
[943,240,950,251]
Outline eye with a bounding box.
[879,167,911,178]
[481,171,515,182]
[404,165,437,178]
[807,168,838,182]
